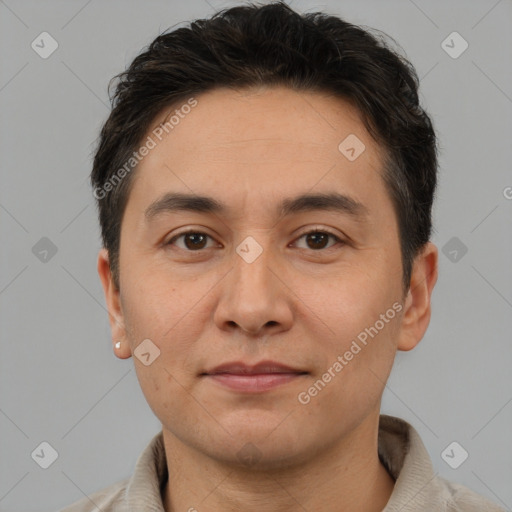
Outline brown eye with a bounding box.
[167,231,213,251]
[294,230,343,251]
[166,228,343,253]
[305,232,330,250]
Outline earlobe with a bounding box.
[97,248,130,358]
[397,242,438,352]
[113,340,132,359]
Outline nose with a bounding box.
[213,237,293,337]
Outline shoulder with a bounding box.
[438,476,506,512]
[378,415,505,512]
[56,430,166,512]
[57,477,129,512]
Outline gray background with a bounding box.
[1,0,511,510]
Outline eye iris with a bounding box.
[177,232,333,251]
[184,233,207,250]
[307,232,329,250]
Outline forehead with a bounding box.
[127,86,389,223]
[151,86,379,161]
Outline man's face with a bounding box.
[109,86,408,467]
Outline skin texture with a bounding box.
[98,85,438,512]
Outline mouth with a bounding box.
[201,360,308,393]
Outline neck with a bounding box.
[161,413,395,512]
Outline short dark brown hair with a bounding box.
[91,1,438,292]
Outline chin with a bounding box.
[212,439,315,472]
[206,422,316,470]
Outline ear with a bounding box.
[397,242,438,352]
[97,248,132,359]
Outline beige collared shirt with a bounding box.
[59,414,505,511]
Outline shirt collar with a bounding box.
[378,414,438,511]
[125,414,435,511]
[126,429,167,511]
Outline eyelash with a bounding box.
[165,228,344,252]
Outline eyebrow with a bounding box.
[144,191,369,222]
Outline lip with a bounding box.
[201,360,308,393]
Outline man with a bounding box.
[60,1,505,510]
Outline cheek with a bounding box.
[120,263,187,341]
[311,266,397,336]
[122,278,202,419]
[307,268,401,392]
[133,361,201,437]
[120,267,209,375]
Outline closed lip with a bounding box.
[202,360,308,375]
